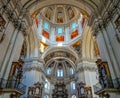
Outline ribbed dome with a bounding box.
[40,5,80,24]
[45,58,76,80]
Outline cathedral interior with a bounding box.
[0,0,120,98]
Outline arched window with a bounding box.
[44,95,49,98]
[46,68,51,75]
[71,82,76,90]
[72,95,76,98]
[57,69,63,77]
[70,68,74,75]
[44,82,49,90]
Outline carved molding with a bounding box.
[24,65,44,73]
[76,57,97,64]
[93,0,120,37]
[77,66,97,73]
[23,60,44,72]
[23,61,44,74]
[23,58,45,64]
[0,0,30,40]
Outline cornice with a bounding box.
[76,65,97,73]
[23,58,45,72]
[92,0,120,37]
[46,75,77,84]
[76,57,97,64]
[23,64,44,73]
[23,57,45,64]
[0,0,31,39]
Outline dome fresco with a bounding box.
[40,5,79,24]
[44,51,76,63]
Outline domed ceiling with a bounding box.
[45,58,76,81]
[40,5,80,24]
[43,50,77,82]
[33,5,87,54]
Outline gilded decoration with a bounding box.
[57,11,64,23]
[94,41,100,57]
[44,51,76,63]
[67,7,75,20]
[40,5,79,24]
[45,7,53,20]
[39,41,48,53]
[72,40,81,52]
[31,11,38,19]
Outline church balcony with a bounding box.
[93,78,120,96]
[0,78,26,95]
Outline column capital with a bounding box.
[23,58,45,72]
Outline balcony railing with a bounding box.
[0,78,26,93]
[93,78,120,93]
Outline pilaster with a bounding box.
[76,61,98,98]
[22,58,44,97]
[92,0,120,79]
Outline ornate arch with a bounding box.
[41,46,79,61]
